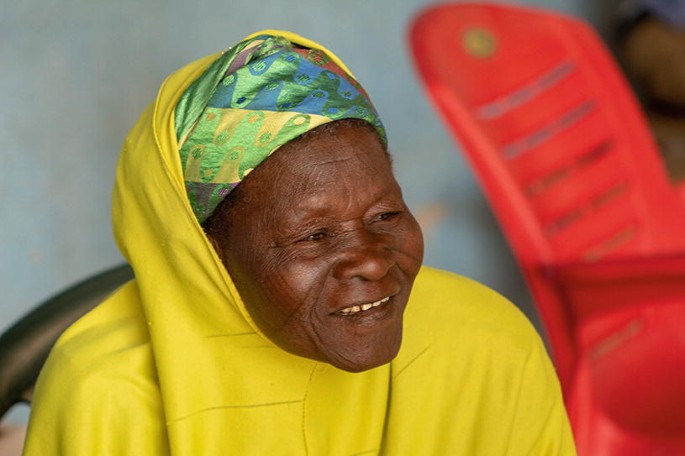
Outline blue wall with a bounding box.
[1,0,586,421]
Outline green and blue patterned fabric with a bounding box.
[175,32,385,223]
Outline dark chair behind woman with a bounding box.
[0,264,133,421]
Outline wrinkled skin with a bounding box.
[206,122,424,372]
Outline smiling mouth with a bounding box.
[336,297,390,316]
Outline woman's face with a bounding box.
[209,122,424,372]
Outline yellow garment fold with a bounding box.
[24,30,576,455]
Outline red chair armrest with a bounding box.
[550,253,685,283]
[544,253,685,320]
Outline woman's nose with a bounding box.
[331,231,394,281]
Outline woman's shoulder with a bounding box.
[34,283,153,386]
[404,266,542,354]
[33,280,157,401]
[409,266,530,323]
[390,268,574,455]
[24,281,166,454]
[45,280,152,372]
[395,266,556,405]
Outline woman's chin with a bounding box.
[322,337,403,373]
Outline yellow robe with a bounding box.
[23,32,576,455]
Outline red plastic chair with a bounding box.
[409,3,685,454]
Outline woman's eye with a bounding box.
[376,211,401,222]
[301,232,326,242]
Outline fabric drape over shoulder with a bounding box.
[23,30,576,455]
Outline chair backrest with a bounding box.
[408,2,685,386]
[0,264,133,420]
[409,2,685,266]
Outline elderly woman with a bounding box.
[23,31,575,454]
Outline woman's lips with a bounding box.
[335,296,391,316]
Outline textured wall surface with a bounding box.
[1,0,582,423]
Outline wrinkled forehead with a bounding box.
[240,121,397,207]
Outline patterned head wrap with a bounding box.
[175,30,386,223]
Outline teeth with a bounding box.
[337,297,390,316]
